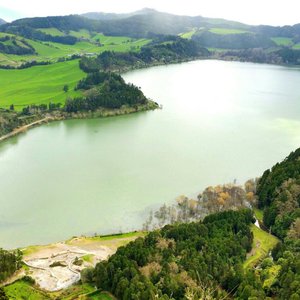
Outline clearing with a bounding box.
[14,232,145,292]
[209,27,249,35]
[244,224,278,269]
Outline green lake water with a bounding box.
[1,60,300,248]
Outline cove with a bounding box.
[1,60,300,249]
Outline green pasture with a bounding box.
[243,224,278,269]
[0,60,85,109]
[69,29,92,39]
[37,27,65,36]
[253,208,263,222]
[0,30,151,66]
[292,43,300,49]
[180,28,197,39]
[209,27,249,35]
[3,279,49,300]
[271,37,294,46]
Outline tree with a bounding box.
[81,267,94,283]
[63,84,69,93]
[0,288,8,300]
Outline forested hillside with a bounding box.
[77,148,300,300]
[254,149,300,299]
[257,148,300,238]
[84,210,255,299]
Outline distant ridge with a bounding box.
[81,8,157,21]
[0,18,6,25]
[1,9,300,42]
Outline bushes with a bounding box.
[65,72,147,112]
[0,249,22,282]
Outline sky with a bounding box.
[0,0,299,26]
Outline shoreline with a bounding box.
[0,100,160,143]
[1,231,145,292]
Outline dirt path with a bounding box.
[9,233,144,291]
[0,117,53,142]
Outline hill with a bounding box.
[0,18,6,25]
[2,9,300,61]
[1,9,250,38]
[81,8,158,21]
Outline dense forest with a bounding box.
[257,147,300,238]
[66,72,151,112]
[82,210,255,299]
[217,48,300,65]
[255,148,300,299]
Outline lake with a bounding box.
[1,60,300,249]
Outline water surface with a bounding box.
[1,60,300,248]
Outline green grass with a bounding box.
[271,37,294,46]
[0,31,151,66]
[89,231,146,241]
[86,291,115,300]
[52,284,95,299]
[292,43,300,49]
[91,33,131,45]
[179,28,197,39]
[263,264,281,289]
[243,224,278,269]
[0,59,85,109]
[207,47,229,52]
[37,27,65,36]
[3,280,113,299]
[253,208,263,223]
[69,29,92,39]
[3,279,49,300]
[82,254,94,263]
[209,27,249,35]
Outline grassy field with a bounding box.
[271,37,294,46]
[243,224,278,269]
[3,280,115,300]
[292,43,300,49]
[70,29,92,39]
[0,59,85,109]
[4,279,50,300]
[86,291,115,300]
[253,208,263,222]
[37,27,65,36]
[0,30,151,66]
[207,47,229,52]
[65,231,146,249]
[180,28,198,39]
[209,27,249,35]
